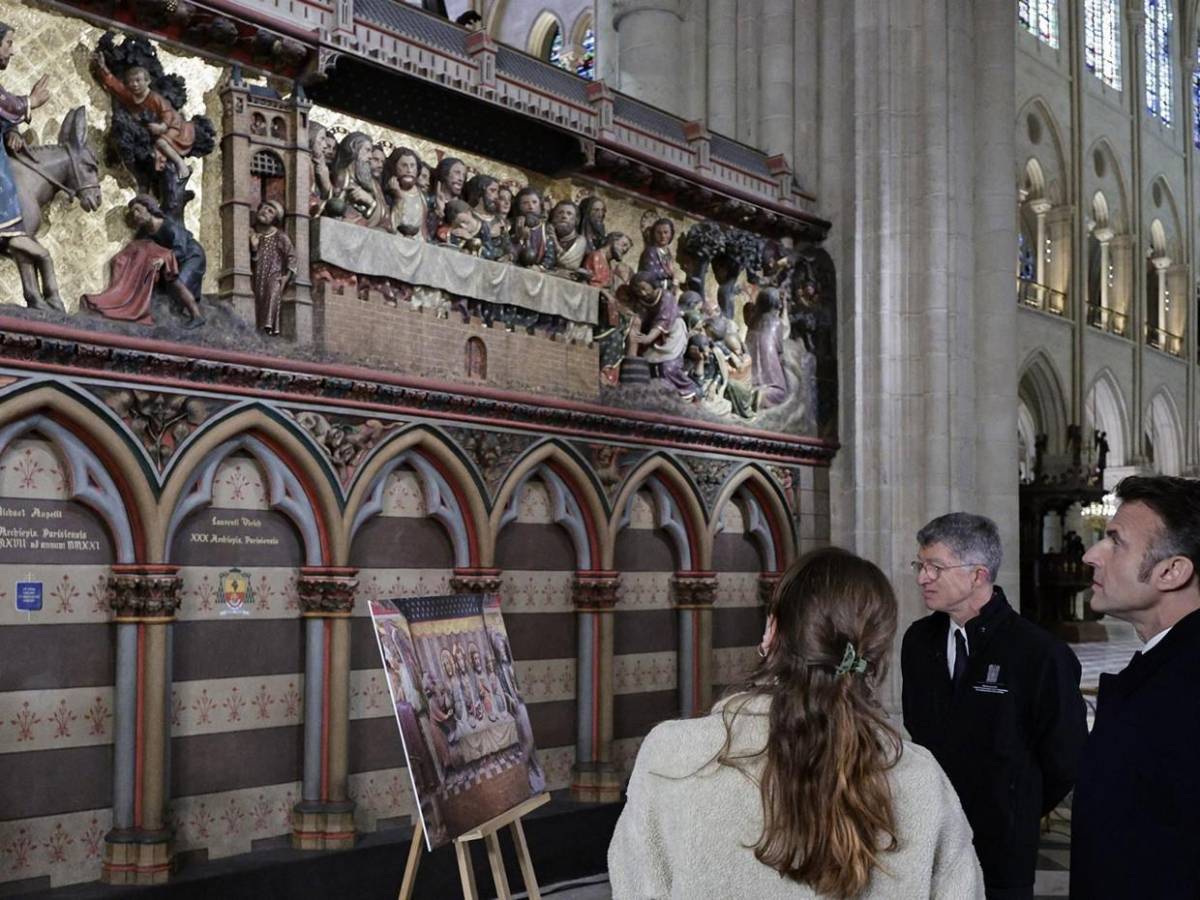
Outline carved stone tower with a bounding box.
[219,68,314,344]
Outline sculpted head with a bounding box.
[0,23,14,70]
[464,174,500,214]
[385,147,421,191]
[550,201,579,239]
[435,157,467,198]
[514,186,543,225]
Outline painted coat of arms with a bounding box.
[219,568,253,616]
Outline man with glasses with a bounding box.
[901,513,1087,900]
[1070,476,1200,899]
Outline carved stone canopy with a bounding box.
[572,571,621,610]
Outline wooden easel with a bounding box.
[398,793,550,900]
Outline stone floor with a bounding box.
[541,625,1143,900]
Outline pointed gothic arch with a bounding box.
[1084,368,1130,469]
[1085,138,1130,233]
[0,381,156,562]
[158,408,342,564]
[607,454,708,571]
[1018,350,1070,454]
[1145,388,1184,475]
[342,425,487,569]
[490,440,608,571]
[708,465,796,573]
[1016,97,1069,205]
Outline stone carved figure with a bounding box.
[249,200,296,335]
[462,173,507,260]
[308,121,335,215]
[0,27,103,313]
[91,33,215,216]
[508,186,556,270]
[82,194,206,327]
[549,200,589,279]
[327,131,386,228]
[579,195,607,251]
[1094,429,1109,476]
[0,77,102,315]
[626,271,694,400]
[428,155,466,232]
[638,216,676,288]
[383,145,428,238]
[438,198,484,254]
[744,287,789,409]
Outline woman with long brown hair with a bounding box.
[608,547,983,898]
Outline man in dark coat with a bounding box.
[1071,475,1200,899]
[902,512,1088,900]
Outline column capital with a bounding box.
[757,572,782,607]
[613,0,684,27]
[108,566,182,623]
[573,571,621,610]
[297,567,358,617]
[671,571,717,608]
[450,567,503,594]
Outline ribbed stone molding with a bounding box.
[672,572,717,718]
[571,571,622,803]
[292,567,358,850]
[102,566,180,885]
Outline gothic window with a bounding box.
[1084,0,1122,89]
[1193,45,1200,146]
[576,27,596,80]
[1018,0,1059,48]
[547,25,564,67]
[1018,232,1036,282]
[1145,0,1173,125]
[250,149,286,205]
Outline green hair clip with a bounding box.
[834,641,869,678]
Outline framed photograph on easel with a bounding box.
[369,593,546,851]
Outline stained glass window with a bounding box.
[1019,233,1036,282]
[1084,0,1122,89]
[1193,45,1200,146]
[1145,0,1173,125]
[575,27,596,80]
[1018,0,1059,48]
[547,25,563,67]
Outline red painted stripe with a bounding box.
[255,432,333,565]
[418,448,481,565]
[321,619,331,803]
[133,624,145,829]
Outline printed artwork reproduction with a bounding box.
[369,593,545,849]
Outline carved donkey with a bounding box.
[4,106,103,312]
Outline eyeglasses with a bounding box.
[909,560,981,580]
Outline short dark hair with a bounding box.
[128,193,165,219]
[917,512,1002,582]
[1114,475,1200,580]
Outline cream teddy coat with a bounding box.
[608,694,984,899]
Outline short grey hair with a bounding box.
[917,512,1002,582]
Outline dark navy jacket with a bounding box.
[1070,606,1200,899]
[902,588,1088,891]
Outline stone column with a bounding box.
[823,1,1018,711]
[758,0,794,162]
[671,572,717,718]
[706,0,737,136]
[102,566,181,886]
[292,567,357,851]
[570,571,621,803]
[613,0,684,116]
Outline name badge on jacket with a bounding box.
[972,663,1008,694]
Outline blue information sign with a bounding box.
[15,581,42,612]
